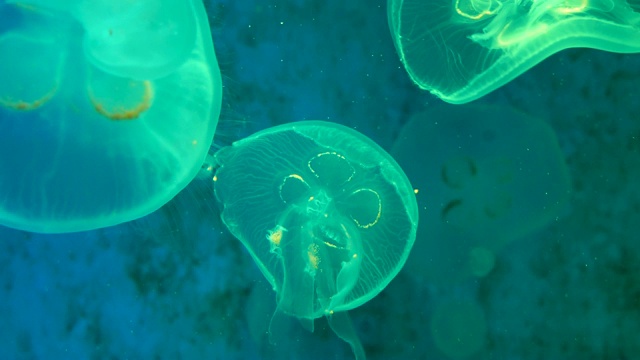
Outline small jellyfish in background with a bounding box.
[391,104,571,285]
[0,0,222,233]
[213,121,418,360]
[388,0,640,103]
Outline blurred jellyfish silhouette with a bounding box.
[392,104,571,285]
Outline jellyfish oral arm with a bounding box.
[327,311,366,360]
[327,251,362,313]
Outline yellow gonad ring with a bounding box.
[0,32,63,112]
[455,0,499,20]
[349,188,382,229]
[556,0,588,14]
[0,87,57,111]
[88,80,154,121]
[308,151,356,184]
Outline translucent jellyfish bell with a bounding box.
[78,0,198,80]
[388,0,640,103]
[392,104,571,284]
[214,121,418,359]
[0,0,222,233]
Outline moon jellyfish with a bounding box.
[213,121,418,360]
[0,0,222,233]
[388,0,640,103]
[392,104,571,284]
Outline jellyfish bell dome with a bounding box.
[213,121,419,359]
[388,0,640,103]
[0,0,223,233]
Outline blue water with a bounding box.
[1,0,640,359]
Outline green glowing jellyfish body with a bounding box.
[388,0,640,103]
[392,105,570,284]
[214,121,418,359]
[0,0,222,233]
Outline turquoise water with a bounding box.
[1,0,639,359]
